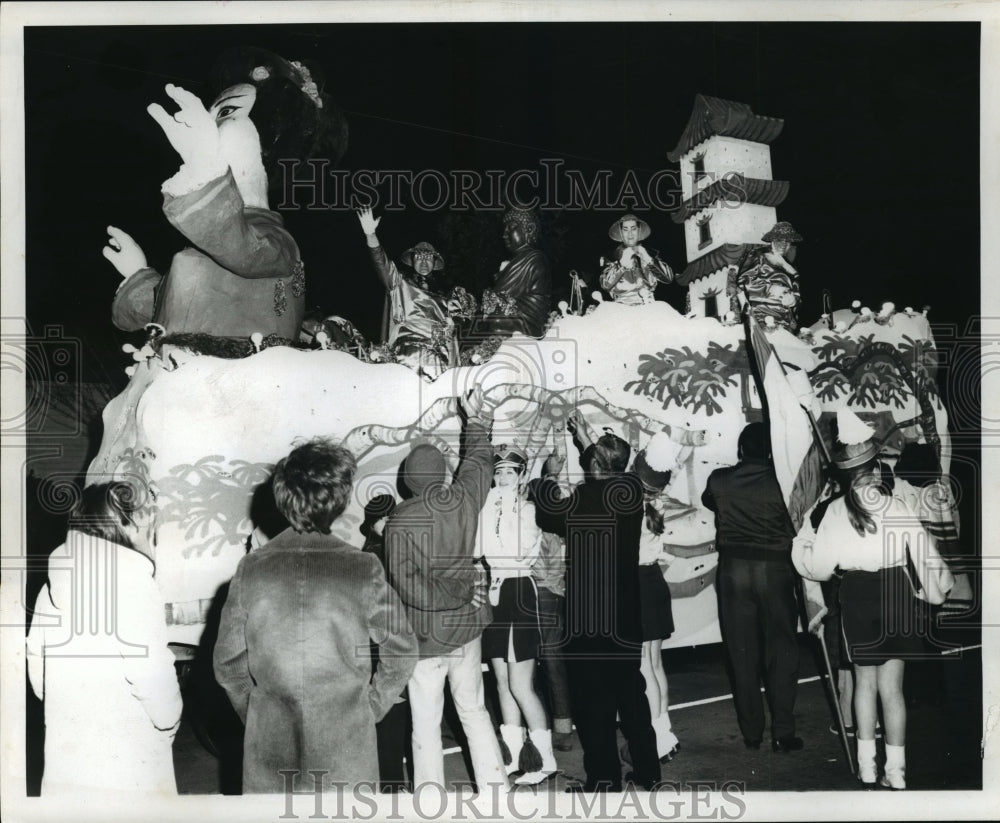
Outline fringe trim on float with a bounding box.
[153,332,297,358]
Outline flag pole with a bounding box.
[801,401,833,466]
[744,290,856,774]
[816,624,856,775]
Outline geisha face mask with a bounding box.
[210,83,268,208]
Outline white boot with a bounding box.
[857,737,877,785]
[652,713,680,760]
[515,729,558,785]
[881,744,906,789]
[499,725,525,776]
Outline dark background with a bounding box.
[24,22,980,367]
[22,20,982,539]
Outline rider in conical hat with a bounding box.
[600,214,674,306]
[356,208,457,380]
[730,221,803,331]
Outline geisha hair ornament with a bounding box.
[290,61,323,109]
[250,62,323,109]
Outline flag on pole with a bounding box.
[746,313,825,531]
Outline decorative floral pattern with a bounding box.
[273,279,287,317]
[447,286,477,320]
[460,335,506,366]
[290,61,323,108]
[482,289,518,317]
[808,333,939,410]
[156,456,275,557]
[625,342,747,416]
[290,260,306,298]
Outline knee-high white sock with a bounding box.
[651,713,679,758]
[883,744,906,789]
[857,737,877,784]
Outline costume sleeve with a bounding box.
[649,254,674,284]
[792,511,838,582]
[163,170,300,280]
[119,571,183,731]
[213,559,253,724]
[518,500,543,564]
[474,492,494,561]
[112,268,162,331]
[921,480,961,554]
[25,586,50,701]
[366,556,418,721]
[600,258,627,291]
[894,496,955,603]
[368,243,400,292]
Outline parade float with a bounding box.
[85,298,945,649]
[85,94,949,649]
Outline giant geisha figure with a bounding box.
[104,48,347,341]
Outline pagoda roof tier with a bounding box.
[676,242,754,286]
[668,95,784,162]
[671,174,790,224]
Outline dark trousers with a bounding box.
[566,656,660,790]
[717,556,800,742]
[376,698,410,791]
[535,587,572,721]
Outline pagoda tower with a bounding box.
[667,95,789,318]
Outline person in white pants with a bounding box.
[408,638,508,790]
[384,388,509,793]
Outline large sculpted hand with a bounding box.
[103,225,148,279]
[147,84,221,178]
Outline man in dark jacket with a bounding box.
[702,422,803,753]
[535,434,661,792]
[383,388,508,793]
[213,438,417,793]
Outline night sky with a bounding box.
[24,21,980,390]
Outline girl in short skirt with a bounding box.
[477,445,555,785]
[631,436,683,763]
[793,411,953,789]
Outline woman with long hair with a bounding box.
[477,445,556,785]
[26,482,182,796]
[630,436,682,763]
[793,411,953,789]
